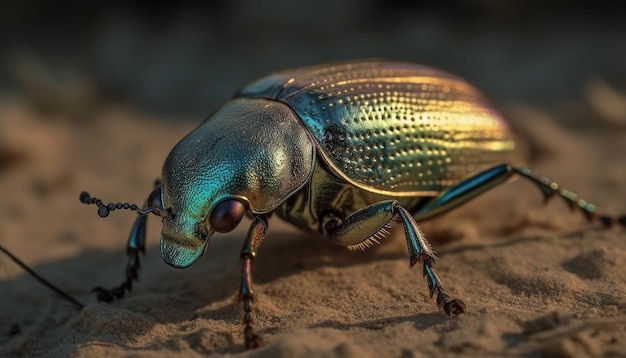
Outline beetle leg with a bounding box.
[412,164,513,221]
[322,201,396,248]
[240,215,268,349]
[512,167,626,227]
[324,200,466,316]
[412,164,626,227]
[92,213,147,302]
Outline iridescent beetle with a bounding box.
[80,60,625,348]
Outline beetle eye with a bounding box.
[145,185,165,216]
[147,185,163,209]
[209,200,245,233]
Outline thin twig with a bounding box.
[0,244,85,309]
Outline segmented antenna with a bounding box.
[79,191,165,218]
[79,191,140,217]
[0,245,85,309]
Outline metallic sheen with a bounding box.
[159,60,518,267]
[160,98,315,267]
[240,60,517,196]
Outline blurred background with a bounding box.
[0,0,625,119]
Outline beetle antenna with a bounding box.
[79,191,159,218]
[0,244,85,309]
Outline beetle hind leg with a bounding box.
[412,164,626,228]
[512,167,626,228]
[324,200,466,316]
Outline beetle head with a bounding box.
[158,98,315,268]
[81,98,314,269]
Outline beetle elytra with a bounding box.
[77,60,626,349]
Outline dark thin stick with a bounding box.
[0,244,85,309]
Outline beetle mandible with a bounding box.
[80,60,626,349]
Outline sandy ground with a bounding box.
[0,86,625,357]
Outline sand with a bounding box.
[1,92,625,357]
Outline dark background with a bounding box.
[1,0,625,118]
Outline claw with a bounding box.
[245,331,264,349]
[92,279,131,302]
[92,286,115,302]
[437,292,466,316]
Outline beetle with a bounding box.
[79,60,625,349]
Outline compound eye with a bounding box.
[146,185,164,216]
[209,200,245,233]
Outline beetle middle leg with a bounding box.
[323,200,466,316]
[239,215,268,349]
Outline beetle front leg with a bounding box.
[82,181,163,302]
[323,200,466,316]
[92,213,147,301]
[240,215,268,349]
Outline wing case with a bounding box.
[239,60,517,196]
